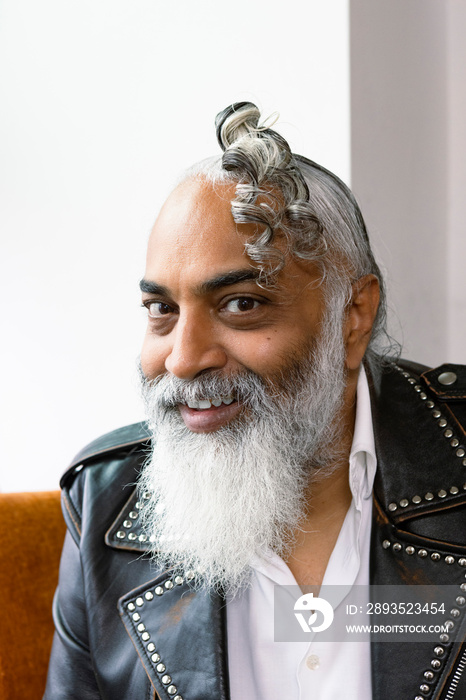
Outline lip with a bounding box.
[178,401,241,432]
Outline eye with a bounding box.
[146,301,175,318]
[223,297,261,314]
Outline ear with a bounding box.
[344,274,380,370]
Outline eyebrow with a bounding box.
[139,268,262,297]
[139,279,169,296]
[199,269,261,293]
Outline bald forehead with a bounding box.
[153,178,237,234]
[146,178,263,270]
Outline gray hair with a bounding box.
[183,102,391,357]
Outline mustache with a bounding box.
[139,367,277,410]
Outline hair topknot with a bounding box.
[214,102,296,188]
[215,102,261,151]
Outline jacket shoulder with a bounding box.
[370,357,466,528]
[375,358,466,457]
[61,421,151,487]
[69,421,151,468]
[59,421,151,543]
[372,357,466,403]
[393,359,466,409]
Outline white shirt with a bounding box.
[227,366,377,700]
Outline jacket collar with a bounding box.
[118,572,229,700]
[368,360,466,523]
[106,490,230,700]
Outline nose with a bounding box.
[164,311,228,380]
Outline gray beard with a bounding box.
[138,315,347,595]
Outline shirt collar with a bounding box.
[349,364,377,506]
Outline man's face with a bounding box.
[138,177,355,590]
[140,177,330,432]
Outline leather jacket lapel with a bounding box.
[118,573,229,700]
[368,361,466,700]
[368,361,466,519]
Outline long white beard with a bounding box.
[138,317,347,595]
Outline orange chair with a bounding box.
[0,491,66,700]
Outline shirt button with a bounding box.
[306,654,320,670]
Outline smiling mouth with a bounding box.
[177,396,241,432]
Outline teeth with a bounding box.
[185,396,235,410]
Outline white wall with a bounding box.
[350,0,449,366]
[351,0,466,368]
[447,1,466,361]
[0,0,350,491]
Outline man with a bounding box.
[45,103,466,700]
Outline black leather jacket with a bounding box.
[44,360,466,700]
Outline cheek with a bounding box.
[140,334,166,380]
[226,332,288,373]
